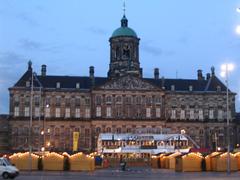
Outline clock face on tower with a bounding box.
[123,45,130,59]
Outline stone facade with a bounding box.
[7,14,239,153]
[0,115,9,152]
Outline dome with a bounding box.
[111,15,137,38]
[112,27,137,38]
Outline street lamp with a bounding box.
[220,63,234,174]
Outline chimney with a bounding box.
[41,64,47,76]
[28,60,32,71]
[89,66,95,87]
[197,69,203,80]
[154,68,159,80]
[139,68,143,78]
[206,73,211,80]
[211,66,215,76]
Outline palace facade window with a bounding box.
[75,108,80,118]
[14,107,19,117]
[24,107,29,117]
[156,108,161,118]
[106,107,111,118]
[198,109,204,120]
[146,108,151,118]
[34,107,40,117]
[85,108,90,118]
[171,109,176,119]
[190,109,195,120]
[209,109,214,119]
[65,108,70,118]
[96,107,101,117]
[55,108,61,118]
[96,96,101,105]
[180,109,185,120]
[218,109,223,120]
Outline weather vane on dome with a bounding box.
[123,0,126,16]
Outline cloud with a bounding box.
[141,40,176,57]
[86,27,107,35]
[141,40,162,56]
[18,39,63,53]
[16,12,38,26]
[19,39,42,50]
[177,36,189,44]
[0,52,27,114]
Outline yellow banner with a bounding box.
[73,132,79,152]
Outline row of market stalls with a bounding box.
[8,152,96,171]
[151,152,240,172]
[97,133,190,155]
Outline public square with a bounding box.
[11,168,240,180]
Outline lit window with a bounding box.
[180,110,185,120]
[171,109,176,119]
[199,109,203,120]
[65,108,70,118]
[45,107,50,117]
[116,107,121,117]
[218,109,223,120]
[106,96,112,104]
[116,96,122,104]
[209,109,214,119]
[26,81,30,87]
[35,107,40,117]
[85,108,90,118]
[76,83,80,89]
[96,106,101,117]
[85,98,90,105]
[136,96,141,104]
[96,96,101,105]
[56,96,61,106]
[189,85,193,91]
[190,109,195,119]
[106,107,111,118]
[146,108,151,118]
[75,97,80,106]
[55,108,61,118]
[155,97,161,104]
[171,85,175,91]
[156,108,161,118]
[125,96,132,104]
[14,107,19,117]
[75,108,80,118]
[56,82,60,88]
[24,107,30,117]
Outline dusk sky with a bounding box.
[0,0,240,113]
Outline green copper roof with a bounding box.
[112,27,137,38]
[111,15,137,38]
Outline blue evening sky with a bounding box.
[0,0,240,113]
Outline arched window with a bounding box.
[55,127,60,136]
[136,96,141,104]
[126,128,131,133]
[96,96,101,105]
[125,96,132,104]
[106,96,112,104]
[96,127,101,134]
[106,127,111,133]
[116,96,122,104]
[116,128,121,133]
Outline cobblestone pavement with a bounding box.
[10,168,240,180]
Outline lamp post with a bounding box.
[42,104,49,155]
[220,63,234,174]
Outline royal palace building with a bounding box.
[8,14,239,153]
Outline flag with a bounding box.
[73,132,79,152]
